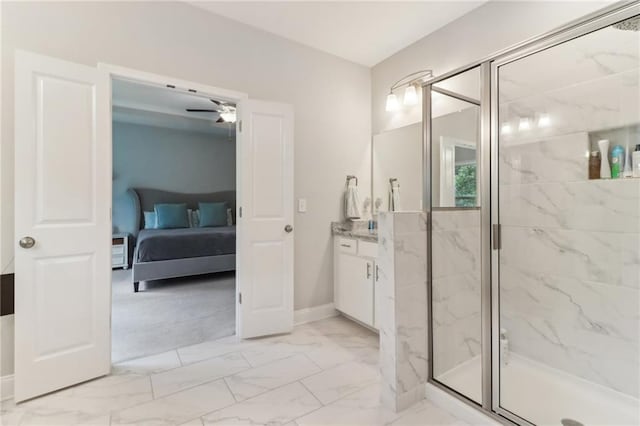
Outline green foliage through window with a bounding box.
[455,164,477,207]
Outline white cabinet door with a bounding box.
[236,99,294,339]
[336,254,374,326]
[14,50,111,402]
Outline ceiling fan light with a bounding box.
[386,92,399,112]
[220,111,236,123]
[403,85,418,106]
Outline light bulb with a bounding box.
[501,123,512,135]
[537,113,550,128]
[220,111,236,123]
[518,118,530,131]
[403,85,418,106]
[385,92,399,112]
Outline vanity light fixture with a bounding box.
[518,118,531,131]
[403,84,419,106]
[501,123,512,135]
[385,92,399,112]
[386,70,433,112]
[537,113,551,128]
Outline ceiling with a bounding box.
[112,79,236,136]
[190,1,487,66]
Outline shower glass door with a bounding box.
[495,13,640,426]
[428,66,483,405]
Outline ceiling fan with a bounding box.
[186,99,236,123]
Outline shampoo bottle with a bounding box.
[598,139,611,179]
[611,145,625,179]
[624,140,633,178]
[633,144,640,178]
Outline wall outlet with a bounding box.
[298,198,307,213]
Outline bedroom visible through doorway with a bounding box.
[110,78,238,363]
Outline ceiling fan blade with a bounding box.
[186,108,220,113]
[210,99,222,106]
[216,117,225,123]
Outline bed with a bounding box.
[127,188,236,292]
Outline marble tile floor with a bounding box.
[1,316,470,426]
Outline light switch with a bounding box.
[298,198,307,213]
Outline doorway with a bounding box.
[110,77,239,363]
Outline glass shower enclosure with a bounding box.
[425,3,640,425]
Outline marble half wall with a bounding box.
[377,211,428,412]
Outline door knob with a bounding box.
[19,236,36,249]
[284,225,293,233]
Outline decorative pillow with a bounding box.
[187,209,194,227]
[191,210,200,228]
[199,202,228,227]
[143,211,157,229]
[227,208,234,226]
[154,203,190,229]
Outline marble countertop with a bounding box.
[331,222,378,242]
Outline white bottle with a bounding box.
[623,141,633,178]
[500,328,510,367]
[598,139,611,179]
[633,144,640,178]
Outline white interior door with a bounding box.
[236,100,294,339]
[14,51,111,401]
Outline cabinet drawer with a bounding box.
[358,241,377,258]
[337,237,357,254]
[112,245,125,255]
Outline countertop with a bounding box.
[331,221,378,243]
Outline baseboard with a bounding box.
[1,374,14,401]
[294,303,337,325]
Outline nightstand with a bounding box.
[112,233,129,270]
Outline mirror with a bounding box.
[372,123,422,213]
[431,67,480,208]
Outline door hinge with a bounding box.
[238,120,243,133]
[239,292,242,304]
[238,207,242,218]
[493,224,502,250]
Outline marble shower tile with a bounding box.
[500,226,640,289]
[499,132,588,186]
[224,354,321,401]
[151,352,249,398]
[201,382,322,425]
[300,360,379,405]
[432,209,480,231]
[431,227,480,279]
[111,379,235,426]
[500,179,640,233]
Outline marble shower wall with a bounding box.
[378,212,428,412]
[431,209,482,377]
[499,132,640,398]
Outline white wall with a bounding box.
[0,1,372,308]
[371,1,612,134]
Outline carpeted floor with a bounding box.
[111,269,236,363]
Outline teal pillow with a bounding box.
[154,203,189,229]
[143,211,157,229]
[199,202,228,227]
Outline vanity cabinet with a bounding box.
[333,236,379,330]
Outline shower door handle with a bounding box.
[492,224,501,250]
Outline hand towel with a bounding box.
[345,180,361,220]
[389,181,401,212]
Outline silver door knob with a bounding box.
[284,225,293,233]
[19,236,36,249]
